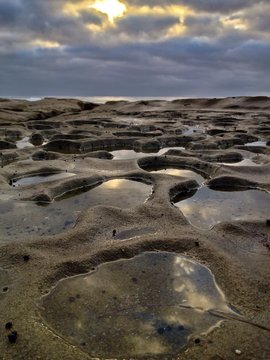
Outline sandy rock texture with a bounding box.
[0,96,270,359]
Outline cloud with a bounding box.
[184,14,223,37]
[0,0,269,96]
[125,0,258,13]
[115,14,180,39]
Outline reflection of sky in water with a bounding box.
[111,147,185,160]
[39,252,234,358]
[151,169,204,184]
[182,125,207,135]
[244,141,267,147]
[176,187,270,229]
[12,172,76,187]
[0,179,152,241]
[16,137,34,149]
[221,158,260,167]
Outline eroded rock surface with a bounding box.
[0,97,270,360]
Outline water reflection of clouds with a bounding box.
[16,137,34,149]
[111,147,185,160]
[172,256,229,313]
[39,252,234,358]
[0,179,151,240]
[245,141,267,147]
[222,158,259,167]
[101,178,127,189]
[153,169,204,184]
[176,187,270,229]
[13,172,76,187]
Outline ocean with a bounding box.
[5,96,186,103]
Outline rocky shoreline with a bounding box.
[0,96,270,359]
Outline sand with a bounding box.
[0,96,270,359]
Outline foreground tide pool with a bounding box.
[38,252,236,359]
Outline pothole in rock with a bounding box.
[0,179,152,240]
[174,186,270,230]
[10,172,76,187]
[221,158,261,166]
[16,137,34,149]
[244,140,267,147]
[16,136,47,149]
[38,252,236,359]
[182,125,207,135]
[150,168,205,185]
[111,147,185,160]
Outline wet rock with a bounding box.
[208,176,257,190]
[7,331,17,344]
[32,150,60,160]
[83,151,113,159]
[30,193,51,205]
[43,139,81,154]
[0,140,16,150]
[133,139,160,153]
[5,322,13,330]
[29,132,44,146]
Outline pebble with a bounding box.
[235,349,242,355]
[5,322,13,330]
[8,331,17,343]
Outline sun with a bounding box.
[90,0,126,23]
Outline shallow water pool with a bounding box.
[0,179,152,241]
[111,147,185,160]
[39,252,236,358]
[175,186,270,229]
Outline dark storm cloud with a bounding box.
[116,14,180,37]
[184,15,222,37]
[0,0,269,96]
[0,0,101,43]
[243,3,270,33]
[0,1,21,25]
[126,0,261,13]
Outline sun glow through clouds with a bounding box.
[90,0,126,23]
[31,40,61,48]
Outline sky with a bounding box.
[0,0,270,97]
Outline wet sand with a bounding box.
[0,96,270,359]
